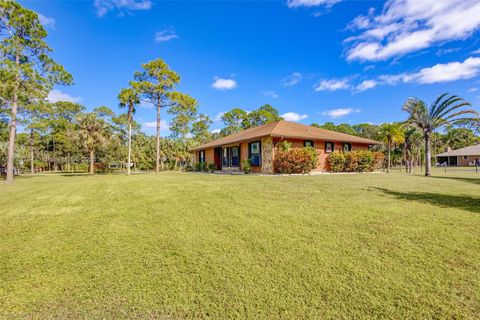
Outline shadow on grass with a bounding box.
[427,175,480,185]
[371,187,480,214]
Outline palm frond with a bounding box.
[431,96,463,118]
[429,92,450,115]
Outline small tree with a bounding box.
[378,123,404,173]
[118,88,139,175]
[76,112,110,175]
[402,93,479,176]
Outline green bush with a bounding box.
[194,162,205,172]
[327,151,345,172]
[208,163,216,172]
[274,147,318,174]
[327,150,383,173]
[279,140,292,151]
[242,159,251,174]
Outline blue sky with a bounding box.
[23,0,480,135]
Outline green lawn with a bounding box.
[1,171,479,319]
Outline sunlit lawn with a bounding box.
[1,170,479,319]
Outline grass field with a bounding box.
[1,170,479,319]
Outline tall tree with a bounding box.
[76,112,110,175]
[168,92,198,141]
[221,108,248,135]
[0,1,72,182]
[378,123,404,173]
[132,59,180,173]
[402,126,423,173]
[244,104,283,128]
[118,88,139,175]
[191,114,213,144]
[402,93,478,176]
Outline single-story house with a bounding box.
[190,120,381,173]
[435,144,480,166]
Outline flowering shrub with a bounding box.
[274,147,318,174]
[327,150,383,172]
[327,151,345,172]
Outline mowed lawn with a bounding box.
[1,171,479,319]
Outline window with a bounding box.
[343,143,352,152]
[199,150,205,163]
[304,140,314,148]
[463,156,468,160]
[325,142,334,153]
[249,141,261,166]
[222,147,229,166]
[231,146,240,166]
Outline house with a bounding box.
[190,120,381,173]
[435,144,480,166]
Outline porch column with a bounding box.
[261,137,274,174]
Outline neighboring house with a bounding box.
[435,144,480,166]
[190,120,381,173]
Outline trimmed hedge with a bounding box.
[274,147,318,174]
[327,150,384,173]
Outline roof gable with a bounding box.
[436,144,480,157]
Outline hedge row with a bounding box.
[274,147,318,174]
[327,151,384,172]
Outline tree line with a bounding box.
[1,1,479,181]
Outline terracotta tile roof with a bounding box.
[191,120,381,151]
[435,144,480,157]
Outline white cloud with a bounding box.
[281,112,308,122]
[94,0,152,17]
[468,87,478,93]
[155,28,178,43]
[380,57,480,85]
[211,77,237,90]
[314,78,350,91]
[211,129,221,134]
[355,80,378,92]
[262,90,279,99]
[38,13,55,29]
[142,120,169,132]
[213,112,225,122]
[47,89,82,103]
[281,72,302,87]
[321,108,361,119]
[287,0,341,8]
[473,49,480,55]
[345,0,480,61]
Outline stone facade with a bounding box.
[261,137,274,174]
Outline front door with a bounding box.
[448,156,458,166]
[214,147,222,170]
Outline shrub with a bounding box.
[274,147,319,174]
[185,165,194,172]
[242,159,251,174]
[194,162,205,172]
[208,162,216,172]
[327,151,345,172]
[279,140,292,151]
[327,150,381,173]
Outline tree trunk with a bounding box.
[127,121,132,175]
[387,141,391,173]
[30,129,35,174]
[5,54,20,183]
[89,149,94,175]
[424,133,431,176]
[155,101,161,174]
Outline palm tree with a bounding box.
[378,123,404,173]
[402,126,423,173]
[77,112,110,175]
[118,88,139,175]
[402,93,479,176]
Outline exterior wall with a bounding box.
[272,138,370,172]
[457,155,480,166]
[193,136,373,173]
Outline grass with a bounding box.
[1,170,479,319]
